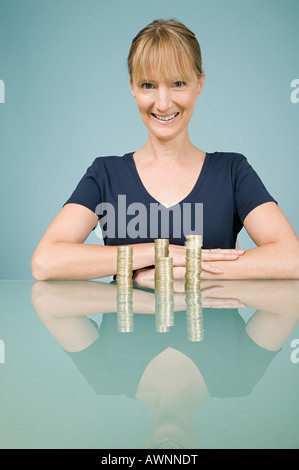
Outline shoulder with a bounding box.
[87,152,133,173]
[207,151,248,177]
[83,152,132,175]
[92,152,133,166]
[208,151,246,166]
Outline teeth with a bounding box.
[153,112,178,121]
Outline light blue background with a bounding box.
[0,0,298,279]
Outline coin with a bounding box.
[154,238,169,262]
[154,239,172,292]
[116,246,133,289]
[185,235,202,290]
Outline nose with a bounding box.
[155,85,172,113]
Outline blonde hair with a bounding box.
[127,19,203,84]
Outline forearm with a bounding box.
[201,242,299,280]
[31,241,155,281]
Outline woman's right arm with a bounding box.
[31,203,155,280]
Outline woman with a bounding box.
[31,19,299,281]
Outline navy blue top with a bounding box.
[64,151,277,249]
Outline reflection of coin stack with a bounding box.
[155,257,174,292]
[117,288,134,333]
[185,288,204,342]
[117,246,133,289]
[155,291,174,333]
[185,235,202,290]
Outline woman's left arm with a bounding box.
[203,202,299,279]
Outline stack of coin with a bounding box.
[155,239,170,292]
[155,256,174,292]
[185,288,204,342]
[155,291,174,333]
[117,288,134,333]
[116,246,133,289]
[154,238,169,263]
[185,234,202,290]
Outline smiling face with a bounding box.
[129,34,205,141]
[130,73,204,141]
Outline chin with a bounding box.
[148,126,183,139]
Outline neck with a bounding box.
[142,130,197,163]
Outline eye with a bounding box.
[173,81,186,88]
[141,83,154,90]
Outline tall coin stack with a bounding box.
[185,234,202,290]
[117,288,134,333]
[185,289,204,342]
[116,246,133,289]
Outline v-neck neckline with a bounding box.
[128,151,210,210]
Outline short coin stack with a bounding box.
[185,289,204,342]
[185,234,202,290]
[116,246,133,289]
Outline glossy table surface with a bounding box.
[0,279,298,449]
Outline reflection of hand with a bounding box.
[200,286,245,309]
[133,271,246,309]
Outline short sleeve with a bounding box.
[234,155,278,224]
[63,158,102,216]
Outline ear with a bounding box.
[129,77,136,98]
[196,72,205,98]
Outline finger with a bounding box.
[201,262,223,274]
[202,299,246,308]
[173,279,186,292]
[173,267,186,279]
[134,268,155,282]
[203,248,245,255]
[134,277,155,290]
[200,286,223,295]
[202,251,244,261]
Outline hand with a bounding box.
[168,245,245,274]
[133,247,245,286]
[201,248,245,274]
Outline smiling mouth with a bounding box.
[151,112,179,123]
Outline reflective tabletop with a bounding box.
[0,279,298,449]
